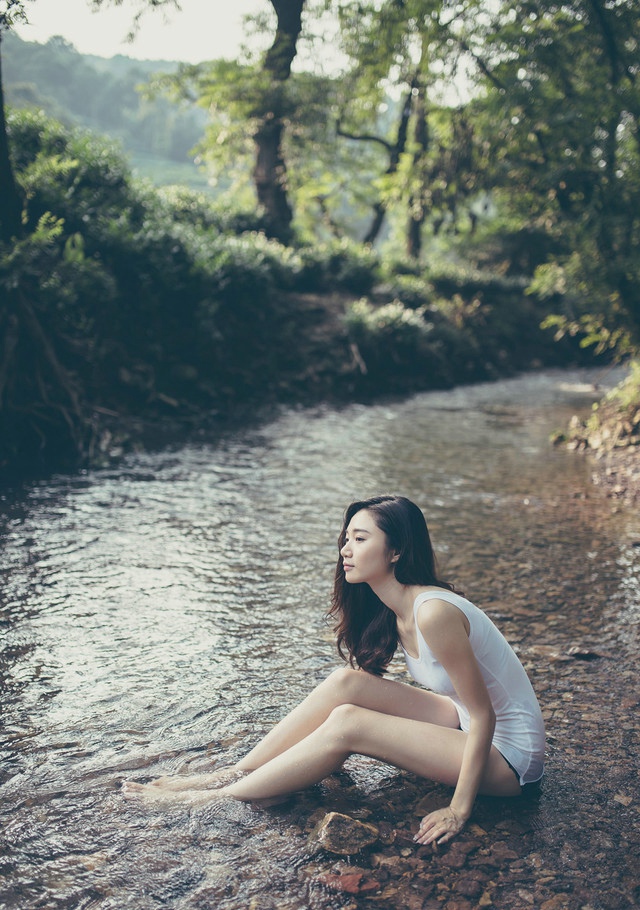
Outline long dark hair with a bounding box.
[328,494,457,676]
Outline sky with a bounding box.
[14,0,267,63]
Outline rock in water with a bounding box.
[310,812,379,854]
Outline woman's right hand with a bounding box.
[414,804,467,846]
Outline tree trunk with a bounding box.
[406,84,429,260]
[0,33,23,243]
[253,0,304,243]
[363,85,415,246]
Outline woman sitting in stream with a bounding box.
[123,494,545,847]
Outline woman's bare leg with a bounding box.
[146,767,247,792]
[235,667,460,772]
[123,701,519,806]
[122,669,459,800]
[220,703,519,803]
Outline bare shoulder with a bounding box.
[416,596,469,643]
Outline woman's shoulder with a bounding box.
[413,587,469,611]
[413,589,472,637]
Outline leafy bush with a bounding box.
[373,273,433,309]
[6,107,69,171]
[295,238,380,294]
[343,297,452,390]
[158,186,267,235]
[0,214,117,472]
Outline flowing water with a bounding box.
[1,369,638,910]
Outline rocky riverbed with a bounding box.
[226,551,639,910]
[122,472,639,910]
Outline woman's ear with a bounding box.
[390,552,400,564]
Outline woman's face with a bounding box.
[340,509,396,585]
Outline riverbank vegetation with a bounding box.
[1,0,639,481]
[555,362,640,503]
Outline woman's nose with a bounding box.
[341,541,351,556]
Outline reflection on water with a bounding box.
[1,369,638,909]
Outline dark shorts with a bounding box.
[497,749,542,792]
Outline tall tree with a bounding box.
[253,0,304,241]
[334,0,484,255]
[469,0,640,348]
[93,0,305,241]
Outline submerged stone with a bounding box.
[310,811,379,854]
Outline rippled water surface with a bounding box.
[1,369,638,910]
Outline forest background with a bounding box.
[1,0,639,479]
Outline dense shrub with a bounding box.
[295,239,380,295]
[372,273,433,310]
[344,298,453,390]
[0,214,117,470]
[158,186,268,235]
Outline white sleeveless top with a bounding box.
[402,590,545,785]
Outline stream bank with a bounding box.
[556,362,640,505]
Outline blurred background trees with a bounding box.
[1,0,639,476]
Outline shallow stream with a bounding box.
[1,369,638,910]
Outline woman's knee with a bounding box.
[322,703,362,749]
[328,666,366,701]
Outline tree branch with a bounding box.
[335,121,393,152]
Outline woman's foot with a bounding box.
[142,767,247,793]
[121,780,233,806]
[121,775,290,809]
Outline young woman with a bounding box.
[123,494,545,846]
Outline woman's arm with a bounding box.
[413,599,496,846]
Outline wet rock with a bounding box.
[487,842,520,863]
[310,811,379,854]
[316,868,381,894]
[377,820,397,844]
[439,846,469,869]
[452,873,486,898]
[539,894,580,910]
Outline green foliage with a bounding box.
[604,360,640,413]
[343,297,453,390]
[534,248,637,360]
[0,0,30,32]
[345,297,433,345]
[373,272,433,310]
[295,239,380,294]
[0,211,116,470]
[468,0,640,356]
[158,185,266,234]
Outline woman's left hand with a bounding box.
[414,805,467,846]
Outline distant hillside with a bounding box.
[3,31,211,191]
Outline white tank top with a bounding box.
[402,590,545,785]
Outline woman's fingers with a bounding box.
[414,806,466,845]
